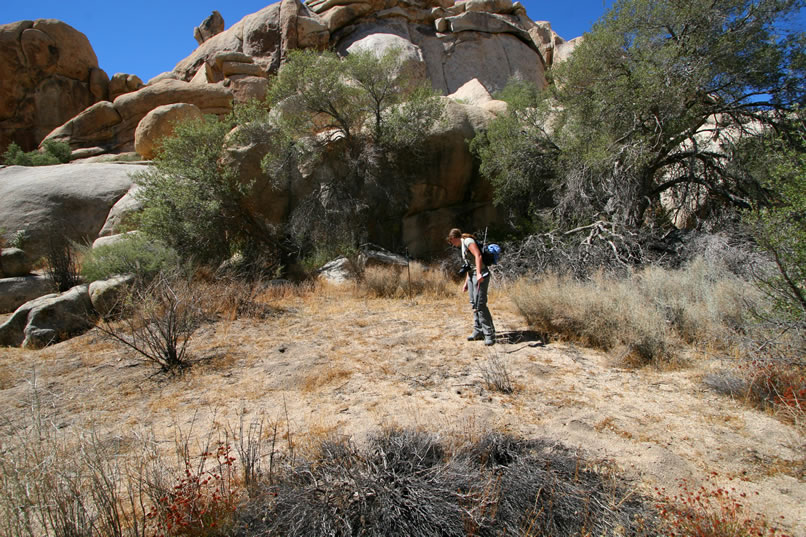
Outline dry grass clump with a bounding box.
[509,257,758,366]
[510,272,673,365]
[195,277,312,321]
[636,258,754,346]
[362,262,452,298]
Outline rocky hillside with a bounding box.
[0,0,582,261]
[1,0,580,155]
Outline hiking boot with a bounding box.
[484,337,495,346]
[467,333,484,341]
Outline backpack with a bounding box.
[481,243,502,265]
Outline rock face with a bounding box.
[170,0,558,96]
[0,19,108,153]
[0,284,94,348]
[195,11,226,45]
[41,79,233,153]
[0,275,53,314]
[134,103,203,159]
[1,248,32,277]
[0,163,140,261]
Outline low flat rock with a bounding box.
[0,284,93,348]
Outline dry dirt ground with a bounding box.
[0,282,804,534]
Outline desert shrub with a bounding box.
[510,257,760,365]
[147,441,239,537]
[510,272,673,365]
[636,257,756,346]
[233,429,654,537]
[44,234,81,292]
[79,233,181,283]
[2,140,72,166]
[362,262,452,298]
[655,475,789,537]
[97,273,204,374]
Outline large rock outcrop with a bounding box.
[221,88,506,257]
[0,19,108,153]
[0,163,141,261]
[41,79,233,154]
[33,0,574,157]
[170,0,556,96]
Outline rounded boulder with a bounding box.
[134,103,203,159]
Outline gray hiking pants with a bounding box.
[468,273,495,338]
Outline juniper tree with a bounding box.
[473,0,806,229]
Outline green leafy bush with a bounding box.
[80,233,181,283]
[2,140,72,166]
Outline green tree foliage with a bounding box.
[260,48,444,254]
[133,115,276,266]
[742,113,806,322]
[2,140,72,166]
[474,0,805,229]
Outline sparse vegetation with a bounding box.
[509,257,758,365]
[361,262,453,298]
[656,475,790,537]
[97,273,204,374]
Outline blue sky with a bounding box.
[2,0,616,82]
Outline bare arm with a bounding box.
[467,240,484,282]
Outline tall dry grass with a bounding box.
[509,257,759,365]
[361,262,453,298]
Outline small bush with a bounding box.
[655,475,789,537]
[98,273,204,374]
[44,235,81,292]
[80,233,181,283]
[2,140,71,166]
[480,354,515,394]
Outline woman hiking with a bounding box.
[447,228,496,346]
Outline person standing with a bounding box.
[447,228,495,345]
